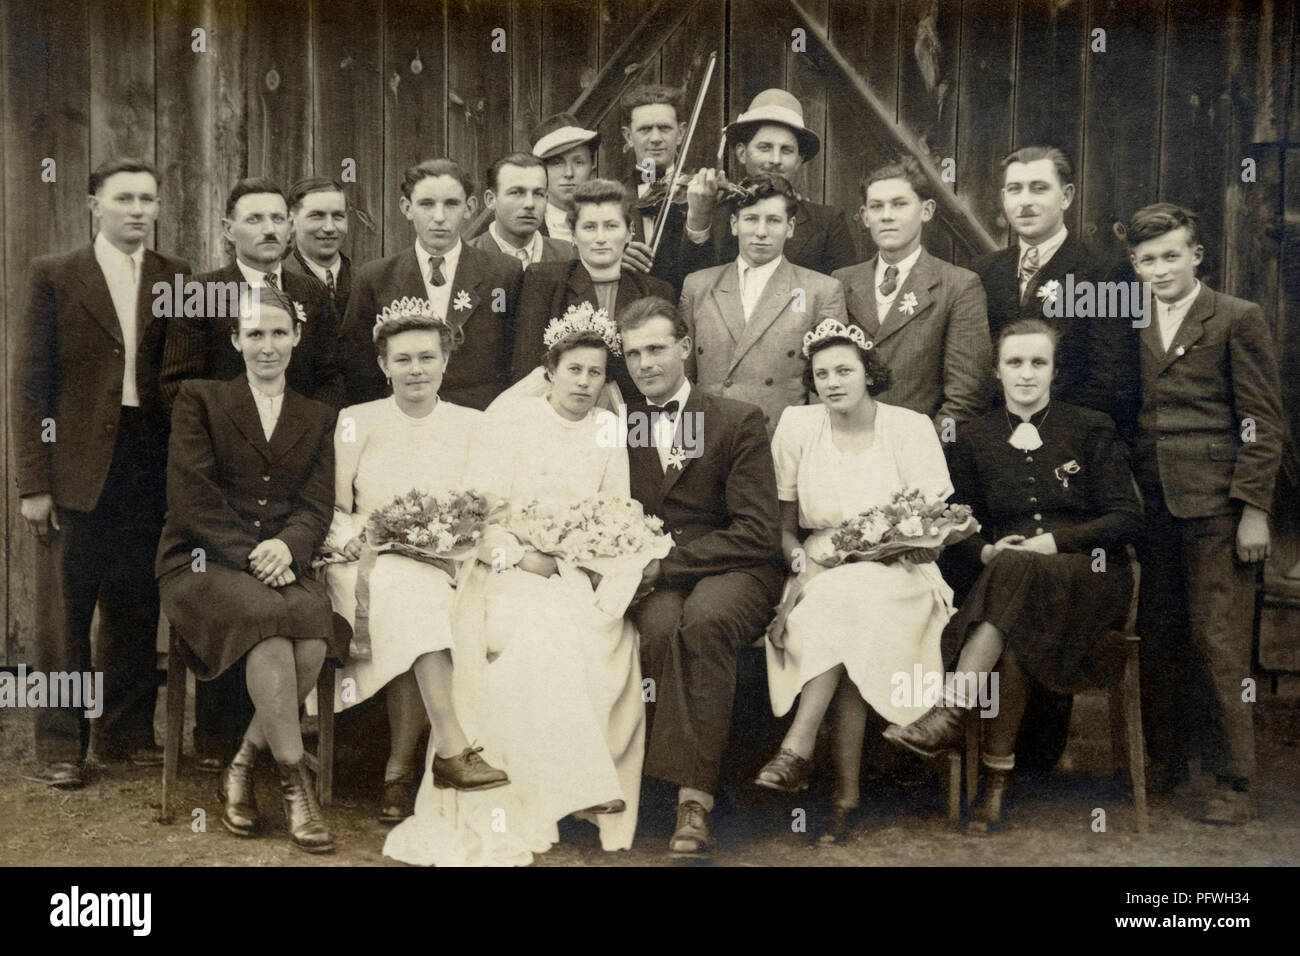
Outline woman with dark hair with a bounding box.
[386,306,646,866]
[755,319,957,844]
[883,318,1141,834]
[322,298,508,828]
[157,294,342,853]
[509,178,673,400]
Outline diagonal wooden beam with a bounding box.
[568,0,706,128]
[785,0,999,255]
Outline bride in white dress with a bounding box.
[755,320,955,844]
[385,307,645,866]
[321,300,509,824]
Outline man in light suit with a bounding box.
[834,157,991,433]
[1126,203,1284,823]
[13,157,192,787]
[342,158,524,409]
[283,176,353,323]
[466,152,575,267]
[679,89,859,279]
[619,297,785,857]
[679,174,846,433]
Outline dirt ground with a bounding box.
[3,674,1297,868]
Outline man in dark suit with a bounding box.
[618,83,691,298]
[283,176,352,323]
[971,146,1131,420]
[161,178,344,409]
[13,157,192,787]
[161,177,342,768]
[679,89,858,279]
[342,158,524,409]
[618,296,784,857]
[466,152,575,266]
[510,179,672,400]
[1126,203,1285,823]
[835,157,991,433]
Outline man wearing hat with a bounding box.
[681,89,858,278]
[529,112,600,244]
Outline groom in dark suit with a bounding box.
[14,157,192,786]
[618,296,784,857]
[341,158,524,409]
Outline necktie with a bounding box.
[325,269,336,296]
[428,256,446,287]
[264,272,279,290]
[1018,245,1040,301]
[879,264,899,297]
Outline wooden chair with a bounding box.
[159,624,337,824]
[945,558,1149,834]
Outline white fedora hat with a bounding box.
[726,89,820,160]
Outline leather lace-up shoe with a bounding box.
[218,739,261,837]
[431,746,509,792]
[277,759,334,853]
[668,800,713,857]
[753,748,813,792]
[379,772,418,825]
[883,701,968,758]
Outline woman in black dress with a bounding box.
[157,292,342,853]
[883,318,1141,833]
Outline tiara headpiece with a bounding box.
[373,297,448,339]
[542,302,621,356]
[801,319,871,358]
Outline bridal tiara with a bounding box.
[543,302,622,356]
[801,318,872,357]
[373,296,449,331]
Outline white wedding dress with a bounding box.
[384,394,645,866]
[765,402,955,724]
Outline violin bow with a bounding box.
[649,50,718,262]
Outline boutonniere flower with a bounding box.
[1054,459,1081,488]
[897,292,919,316]
[1036,280,1062,304]
[292,301,308,324]
[453,290,472,312]
[665,445,687,472]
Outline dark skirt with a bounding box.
[160,562,345,681]
[940,549,1132,695]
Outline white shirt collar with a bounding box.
[299,253,340,285]
[736,253,784,286]
[1019,225,1068,269]
[1156,280,1201,316]
[875,245,923,289]
[94,232,145,271]
[236,258,283,287]
[488,222,542,263]
[414,239,462,285]
[545,205,572,241]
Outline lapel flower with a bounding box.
[292,301,308,324]
[665,445,687,472]
[897,292,919,316]
[1036,279,1062,304]
[1054,459,1081,488]
[453,290,472,312]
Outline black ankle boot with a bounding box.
[967,766,1013,835]
[218,739,261,837]
[882,700,968,758]
[276,759,334,853]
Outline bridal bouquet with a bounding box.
[366,488,507,579]
[825,488,977,566]
[511,495,674,616]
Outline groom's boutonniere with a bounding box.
[897,292,919,316]
[1036,279,1062,304]
[292,301,308,324]
[665,445,687,472]
[453,290,472,312]
[1054,459,1081,488]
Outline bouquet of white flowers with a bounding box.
[825,488,977,566]
[366,489,506,579]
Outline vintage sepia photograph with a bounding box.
[0,0,1296,903]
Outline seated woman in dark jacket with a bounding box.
[157,291,342,853]
[883,318,1142,833]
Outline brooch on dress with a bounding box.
[1054,459,1081,488]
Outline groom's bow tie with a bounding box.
[650,399,681,422]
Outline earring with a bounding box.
[385,376,391,386]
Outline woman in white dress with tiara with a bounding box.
[754,319,956,844]
[385,304,646,866]
[322,299,509,827]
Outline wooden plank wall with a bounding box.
[1,0,1294,663]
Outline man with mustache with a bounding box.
[14,157,192,787]
[466,152,576,267]
[679,89,858,279]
